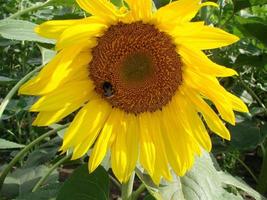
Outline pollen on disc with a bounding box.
[89,22,182,114]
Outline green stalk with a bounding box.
[0,66,42,120]
[32,154,72,192]
[238,77,267,114]
[257,143,267,194]
[0,124,69,191]
[121,172,135,200]
[236,157,258,183]
[109,174,121,189]
[131,183,146,200]
[7,0,57,19]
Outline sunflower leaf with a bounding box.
[0,138,25,149]
[0,76,15,84]
[179,153,243,200]
[232,0,267,12]
[0,19,55,44]
[234,16,267,47]
[138,152,264,200]
[228,119,267,150]
[39,47,56,65]
[1,165,58,199]
[15,183,61,200]
[56,165,109,200]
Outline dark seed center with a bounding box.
[89,22,183,114]
[121,52,153,85]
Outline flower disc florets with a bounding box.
[89,22,183,114]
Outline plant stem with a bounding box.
[219,2,235,28]
[0,124,69,191]
[7,0,56,19]
[257,142,267,194]
[121,172,135,200]
[0,66,42,120]
[109,174,121,189]
[238,77,267,114]
[32,154,71,192]
[131,183,146,200]
[236,157,258,183]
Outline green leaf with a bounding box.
[0,38,19,46]
[1,165,58,199]
[49,124,68,139]
[137,152,264,200]
[52,0,77,7]
[135,168,162,199]
[159,175,185,200]
[228,120,267,150]
[39,47,56,65]
[144,194,156,200]
[219,173,263,200]
[179,153,243,200]
[154,0,170,8]
[0,76,14,83]
[235,53,267,69]
[111,0,124,7]
[0,138,25,149]
[56,165,109,200]
[0,19,55,44]
[234,16,267,46]
[15,183,61,200]
[24,138,60,168]
[233,0,267,12]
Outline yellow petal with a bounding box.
[61,99,111,154]
[176,26,239,50]
[174,93,212,151]
[182,86,230,140]
[71,140,91,160]
[111,114,139,183]
[184,69,236,125]
[169,95,202,157]
[168,103,199,170]
[56,23,106,50]
[225,92,249,113]
[160,21,205,36]
[89,108,123,172]
[33,103,82,126]
[125,0,152,22]
[150,112,172,184]
[19,46,90,95]
[76,0,121,23]
[160,103,196,176]
[35,16,106,39]
[160,120,183,176]
[71,102,111,160]
[35,19,82,39]
[30,80,93,111]
[155,0,217,24]
[139,112,156,176]
[179,45,237,77]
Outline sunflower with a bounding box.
[19,0,248,184]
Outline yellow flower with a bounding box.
[19,0,248,184]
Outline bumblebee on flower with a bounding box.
[19,0,248,184]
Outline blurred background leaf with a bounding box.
[56,165,109,200]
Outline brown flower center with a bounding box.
[89,22,182,114]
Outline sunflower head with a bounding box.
[89,21,183,114]
[19,0,248,184]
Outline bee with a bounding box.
[102,81,114,98]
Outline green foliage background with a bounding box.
[0,0,266,199]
